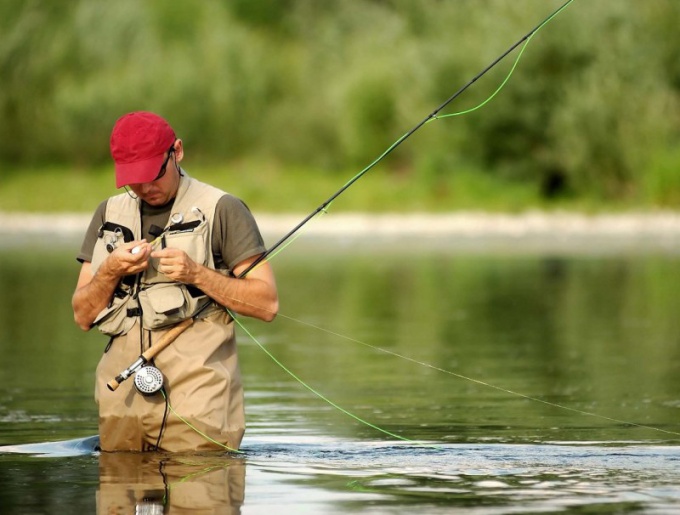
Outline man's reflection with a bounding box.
[97,451,245,514]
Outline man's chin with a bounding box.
[142,195,174,208]
[142,196,162,205]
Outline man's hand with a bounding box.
[107,240,153,277]
[152,247,199,284]
[72,240,152,331]
[150,249,279,322]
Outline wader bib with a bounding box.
[92,175,245,452]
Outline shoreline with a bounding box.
[3,210,680,238]
[263,212,680,255]
[2,211,680,255]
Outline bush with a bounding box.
[1,0,679,205]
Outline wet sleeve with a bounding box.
[211,194,267,272]
[76,200,108,263]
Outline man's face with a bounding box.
[127,150,181,206]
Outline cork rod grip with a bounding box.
[142,318,194,361]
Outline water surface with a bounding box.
[1,232,679,513]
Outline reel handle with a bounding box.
[106,318,194,391]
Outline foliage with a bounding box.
[1,0,679,208]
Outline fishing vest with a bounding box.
[91,174,226,336]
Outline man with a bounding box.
[72,111,278,452]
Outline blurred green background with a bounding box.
[2,0,679,213]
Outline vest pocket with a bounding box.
[149,220,209,276]
[138,282,214,330]
[138,283,188,329]
[93,292,136,337]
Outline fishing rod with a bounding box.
[240,0,575,277]
[109,0,575,390]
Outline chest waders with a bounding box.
[92,175,246,452]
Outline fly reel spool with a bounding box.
[134,366,164,396]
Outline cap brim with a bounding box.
[115,153,166,188]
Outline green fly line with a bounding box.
[230,1,595,447]
[272,312,680,439]
[231,311,442,449]
[161,389,244,454]
[234,0,676,446]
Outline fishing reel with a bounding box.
[134,365,164,396]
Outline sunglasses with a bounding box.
[154,141,177,182]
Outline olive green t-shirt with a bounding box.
[77,192,266,273]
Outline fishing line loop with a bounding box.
[228,1,593,447]
[226,1,598,448]
[229,0,676,446]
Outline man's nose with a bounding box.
[138,182,153,194]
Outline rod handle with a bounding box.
[141,318,194,362]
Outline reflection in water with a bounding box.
[98,451,245,514]
[6,436,680,514]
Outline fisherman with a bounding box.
[72,111,278,452]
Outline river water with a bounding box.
[1,228,680,513]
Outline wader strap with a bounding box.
[104,336,115,353]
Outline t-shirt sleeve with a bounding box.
[76,200,108,263]
[212,194,267,272]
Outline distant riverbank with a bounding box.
[3,211,680,254]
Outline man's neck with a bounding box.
[141,197,175,214]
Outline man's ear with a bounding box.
[173,139,184,163]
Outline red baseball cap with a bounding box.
[110,111,176,188]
